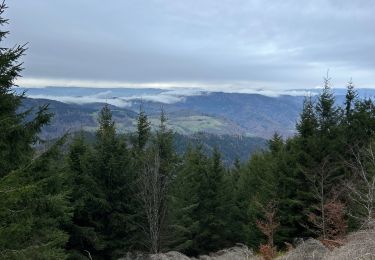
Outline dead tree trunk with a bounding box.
[346,144,375,229]
[138,152,169,253]
[304,156,335,239]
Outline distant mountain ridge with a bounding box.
[20,87,375,139]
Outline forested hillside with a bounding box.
[1,2,375,260]
[21,94,298,139]
[64,131,265,166]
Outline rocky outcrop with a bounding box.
[277,230,375,260]
[121,230,375,260]
[150,251,191,260]
[120,244,259,260]
[276,239,329,260]
[195,244,260,260]
[325,230,375,260]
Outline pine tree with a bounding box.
[136,105,151,151]
[315,76,341,135]
[0,2,51,177]
[344,95,375,148]
[296,95,318,139]
[195,147,228,253]
[0,3,70,258]
[268,133,283,154]
[92,105,131,258]
[168,146,205,255]
[95,104,117,193]
[66,133,106,259]
[0,139,71,259]
[344,79,357,121]
[155,108,176,177]
[235,151,276,248]
[224,156,245,245]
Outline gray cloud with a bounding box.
[6,0,375,89]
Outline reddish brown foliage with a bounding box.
[256,201,280,247]
[256,201,280,259]
[320,239,345,250]
[325,199,347,240]
[259,244,277,260]
[308,198,347,241]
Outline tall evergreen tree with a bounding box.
[315,76,341,135]
[93,105,131,258]
[344,79,357,121]
[195,147,228,253]
[154,108,176,177]
[0,3,70,258]
[296,95,318,139]
[0,2,50,177]
[345,98,375,147]
[168,146,206,255]
[136,105,151,152]
[0,139,71,259]
[66,133,106,259]
[235,151,276,248]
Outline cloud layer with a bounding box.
[7,0,375,89]
[24,86,314,107]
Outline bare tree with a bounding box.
[138,151,170,253]
[304,156,333,239]
[256,200,279,260]
[256,200,279,248]
[346,143,375,229]
[302,154,347,241]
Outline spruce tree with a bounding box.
[168,146,205,255]
[224,157,244,245]
[92,105,131,258]
[344,79,357,121]
[269,138,305,244]
[136,105,151,151]
[315,76,341,136]
[153,109,178,250]
[0,139,71,259]
[0,2,70,258]
[296,95,318,139]
[0,2,51,177]
[155,108,176,177]
[66,133,106,259]
[195,147,227,253]
[236,151,276,248]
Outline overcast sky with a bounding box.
[6,0,375,89]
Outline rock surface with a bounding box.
[121,230,375,260]
[277,230,375,260]
[120,244,259,260]
[276,239,328,260]
[325,230,375,260]
[196,244,260,260]
[151,251,191,260]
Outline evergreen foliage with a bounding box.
[3,1,375,257]
[0,3,70,258]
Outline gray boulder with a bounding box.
[120,244,259,260]
[198,244,259,260]
[276,239,329,260]
[119,251,191,260]
[325,230,375,260]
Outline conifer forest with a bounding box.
[1,2,375,260]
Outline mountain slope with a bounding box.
[130,92,304,137]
